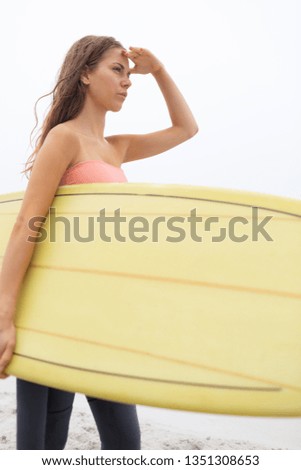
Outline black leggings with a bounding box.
[16,379,141,450]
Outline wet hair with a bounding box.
[23,35,123,177]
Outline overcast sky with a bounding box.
[0,0,299,199]
[1,1,300,448]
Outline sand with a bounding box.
[2,377,301,450]
[0,389,270,450]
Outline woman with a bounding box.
[0,35,198,449]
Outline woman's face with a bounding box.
[83,47,132,112]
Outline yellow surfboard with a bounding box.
[1,183,301,416]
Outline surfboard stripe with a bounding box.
[0,197,23,204]
[31,263,301,301]
[57,191,301,219]
[1,190,301,218]
[17,326,299,393]
[13,353,281,392]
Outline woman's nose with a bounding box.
[122,77,132,89]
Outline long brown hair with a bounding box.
[23,35,123,178]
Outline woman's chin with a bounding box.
[110,104,124,113]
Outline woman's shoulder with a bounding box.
[48,122,81,144]
[46,123,81,163]
[33,123,81,173]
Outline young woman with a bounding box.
[0,35,198,449]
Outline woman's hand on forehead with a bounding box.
[122,47,164,75]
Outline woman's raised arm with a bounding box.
[110,47,198,164]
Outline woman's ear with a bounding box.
[80,66,90,85]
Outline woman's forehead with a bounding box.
[102,47,128,65]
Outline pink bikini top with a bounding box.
[59,159,128,186]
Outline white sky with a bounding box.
[0,1,300,449]
[0,0,300,198]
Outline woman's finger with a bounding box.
[0,372,9,379]
[123,51,140,63]
[0,342,15,374]
[128,47,144,57]
[129,46,143,52]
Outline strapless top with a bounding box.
[59,159,128,186]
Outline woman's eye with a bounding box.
[113,67,122,72]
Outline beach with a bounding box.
[1,377,301,450]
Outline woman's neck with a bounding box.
[69,100,107,142]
